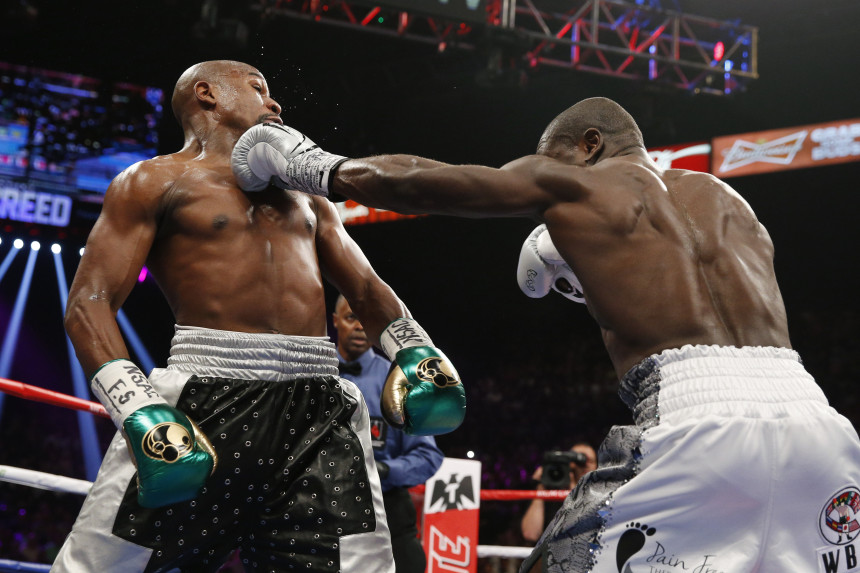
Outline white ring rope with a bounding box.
[0,465,93,496]
[477,545,535,559]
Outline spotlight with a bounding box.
[51,243,62,254]
[30,241,41,251]
[79,247,85,256]
[13,239,24,249]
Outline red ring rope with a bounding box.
[0,377,108,419]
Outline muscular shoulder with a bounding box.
[501,154,594,203]
[106,153,189,206]
[664,169,758,220]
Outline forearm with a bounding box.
[331,156,444,214]
[347,281,412,349]
[520,499,545,542]
[64,297,131,376]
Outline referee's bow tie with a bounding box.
[338,361,362,376]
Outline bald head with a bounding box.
[538,97,644,156]
[170,60,260,126]
[334,294,349,315]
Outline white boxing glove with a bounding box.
[516,224,586,303]
[231,123,348,196]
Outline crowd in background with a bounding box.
[0,61,161,186]
[0,306,855,570]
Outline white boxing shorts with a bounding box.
[52,325,394,573]
[522,345,860,573]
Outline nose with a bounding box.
[268,97,281,115]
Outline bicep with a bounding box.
[69,170,160,312]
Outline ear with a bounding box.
[582,128,603,163]
[193,80,216,109]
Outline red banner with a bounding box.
[648,142,711,172]
[335,200,425,226]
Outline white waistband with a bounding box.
[166,325,339,381]
[622,345,828,423]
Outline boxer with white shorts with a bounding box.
[235,96,860,573]
[523,344,860,572]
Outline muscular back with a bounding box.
[146,153,328,335]
[541,157,791,376]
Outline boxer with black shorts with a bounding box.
[234,97,860,572]
[53,60,465,573]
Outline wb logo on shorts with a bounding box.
[416,357,459,388]
[818,486,860,573]
[142,422,193,462]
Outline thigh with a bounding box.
[243,377,394,573]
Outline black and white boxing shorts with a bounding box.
[522,345,860,573]
[52,325,394,573]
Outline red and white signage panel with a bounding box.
[648,142,711,172]
[422,458,481,573]
[336,199,425,226]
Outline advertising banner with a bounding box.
[648,142,711,172]
[711,118,860,178]
[423,458,481,573]
[336,199,424,226]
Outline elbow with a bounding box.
[63,298,87,340]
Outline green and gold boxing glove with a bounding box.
[379,318,466,436]
[91,359,217,508]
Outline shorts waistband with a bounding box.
[620,344,828,426]
[166,325,339,381]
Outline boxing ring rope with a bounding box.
[0,378,554,570]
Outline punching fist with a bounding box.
[379,319,466,436]
[91,359,216,508]
[516,224,586,303]
[231,123,348,196]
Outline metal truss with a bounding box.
[252,0,758,95]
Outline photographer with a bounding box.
[520,443,597,543]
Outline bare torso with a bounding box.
[540,156,791,376]
[145,151,328,336]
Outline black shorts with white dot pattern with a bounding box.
[112,374,376,573]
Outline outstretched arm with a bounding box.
[231,123,565,219]
[332,155,556,218]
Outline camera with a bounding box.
[540,450,587,489]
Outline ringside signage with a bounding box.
[0,182,73,227]
[711,118,860,178]
[336,199,425,226]
[648,142,711,172]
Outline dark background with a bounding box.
[0,0,858,565]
